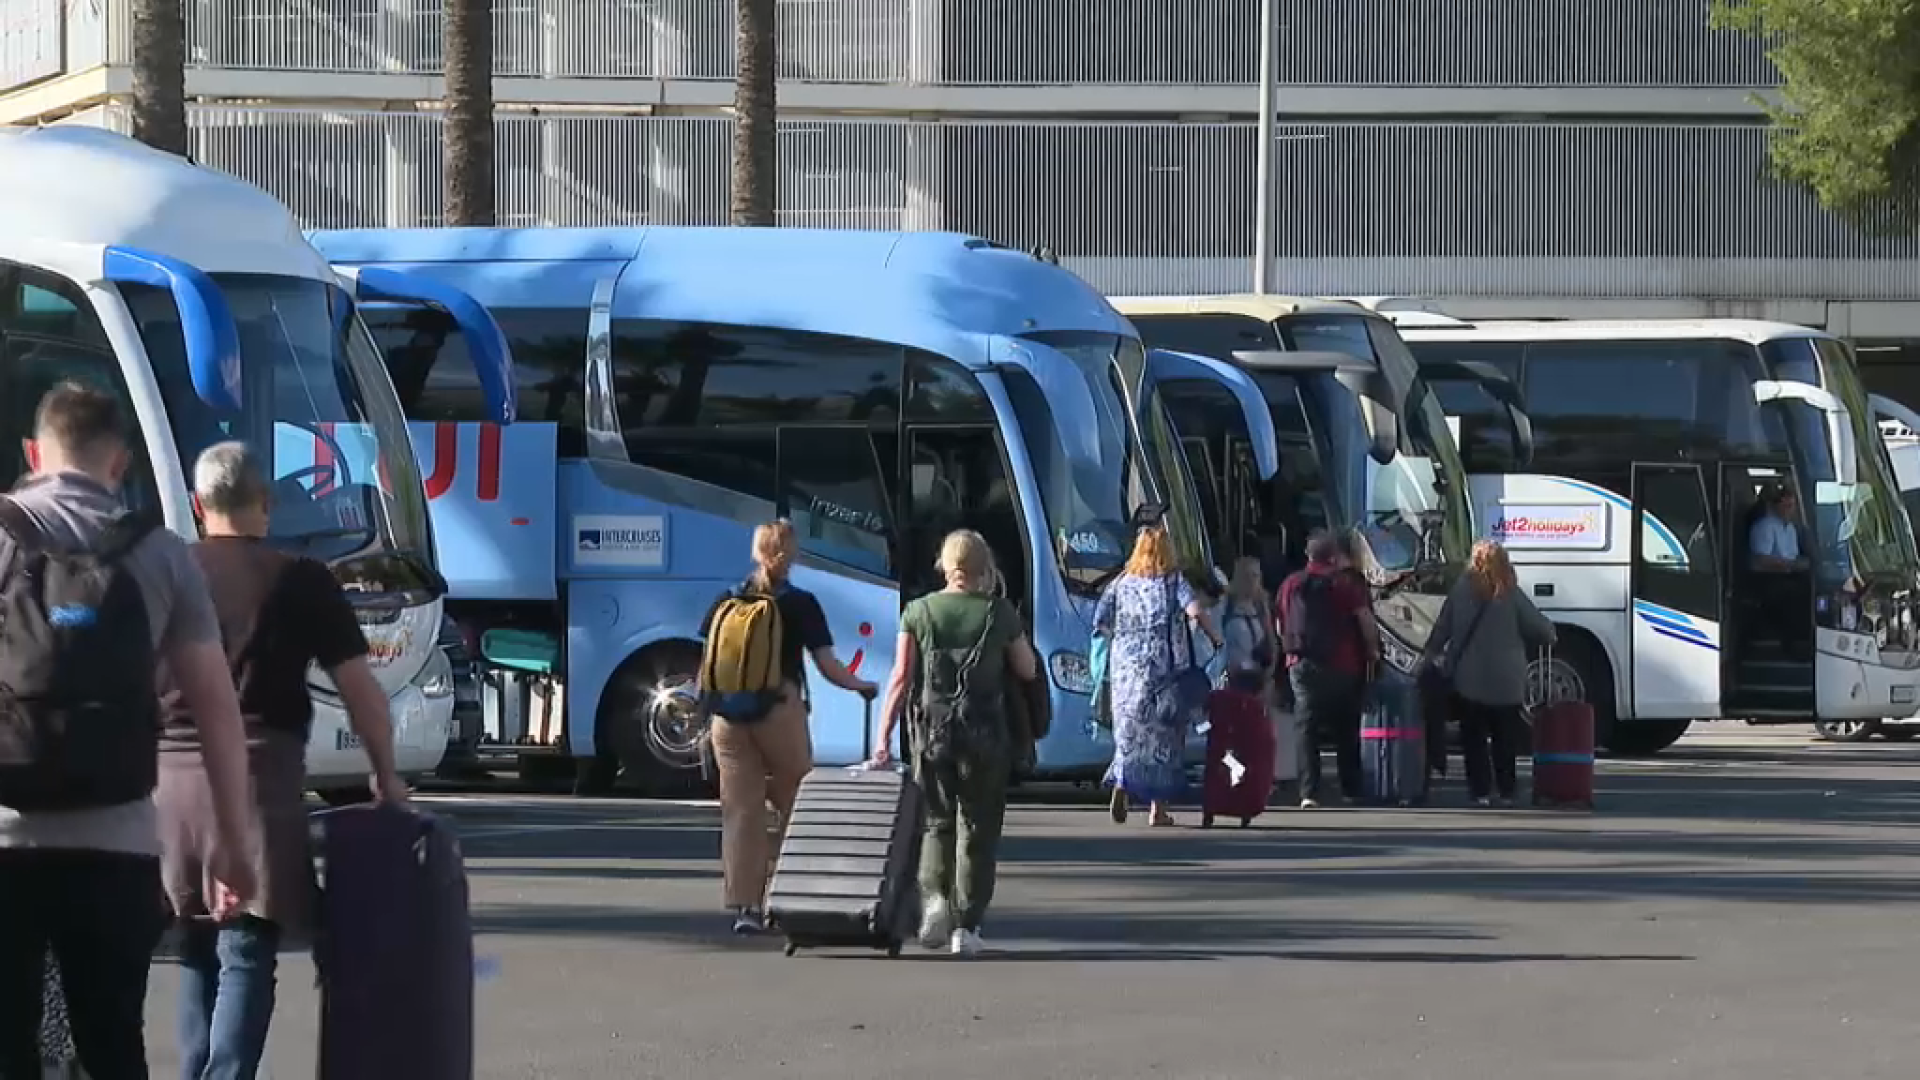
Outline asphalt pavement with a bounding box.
[143,723,1920,1079]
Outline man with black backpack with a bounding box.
[0,382,259,1079]
[1276,530,1380,808]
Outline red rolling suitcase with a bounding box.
[315,803,475,1080]
[1530,645,1596,811]
[1200,685,1277,828]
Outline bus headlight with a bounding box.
[414,649,454,699]
[1048,651,1093,696]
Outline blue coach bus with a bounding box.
[308,227,1279,795]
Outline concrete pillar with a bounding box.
[902,121,944,232]
[908,0,942,85]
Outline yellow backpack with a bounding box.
[700,587,786,721]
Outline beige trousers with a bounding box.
[711,682,814,909]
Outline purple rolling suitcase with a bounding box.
[314,803,474,1080]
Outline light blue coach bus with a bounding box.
[308,227,1279,795]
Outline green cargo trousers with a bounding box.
[911,746,1009,931]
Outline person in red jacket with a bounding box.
[1275,530,1380,807]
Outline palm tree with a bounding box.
[129,0,188,156]
[731,0,778,226]
[443,0,495,225]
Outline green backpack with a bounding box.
[915,601,1003,763]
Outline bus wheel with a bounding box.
[602,644,711,799]
[1814,717,1882,743]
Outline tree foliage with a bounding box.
[1714,0,1920,234]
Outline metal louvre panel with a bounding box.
[38,0,1773,87]
[182,107,1920,301]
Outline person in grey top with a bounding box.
[0,382,258,1080]
[1423,538,1556,806]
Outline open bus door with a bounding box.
[1628,463,1723,722]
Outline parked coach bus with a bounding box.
[309,228,1281,795]
[1395,314,1920,755]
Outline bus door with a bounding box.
[774,424,901,765]
[1629,463,1723,718]
[1140,349,1283,573]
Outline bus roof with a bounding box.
[1396,317,1832,346]
[1109,293,1379,321]
[310,227,1135,367]
[0,126,330,281]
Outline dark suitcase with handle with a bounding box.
[1360,676,1429,807]
[765,757,924,958]
[315,803,475,1080]
[1200,685,1278,828]
[1531,644,1597,811]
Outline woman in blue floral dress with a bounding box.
[1094,524,1222,827]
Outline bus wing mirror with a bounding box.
[1143,348,1281,481]
[102,245,242,413]
[1417,359,1534,468]
[994,337,1103,473]
[1871,393,1920,438]
[1233,349,1399,463]
[1333,368,1400,465]
[335,265,516,425]
[1755,379,1856,486]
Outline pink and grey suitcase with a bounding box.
[314,803,475,1079]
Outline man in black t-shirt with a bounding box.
[154,441,410,1079]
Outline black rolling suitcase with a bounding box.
[1360,676,1429,807]
[766,732,925,957]
[315,803,475,1079]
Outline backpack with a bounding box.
[699,583,787,723]
[0,497,161,812]
[915,598,1002,764]
[1279,570,1345,665]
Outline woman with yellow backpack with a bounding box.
[699,520,876,935]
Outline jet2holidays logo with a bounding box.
[574,515,668,568]
[1487,503,1608,550]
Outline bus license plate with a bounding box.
[335,730,363,751]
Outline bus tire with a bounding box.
[600,643,712,799]
[1526,628,1616,753]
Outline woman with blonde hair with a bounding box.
[1422,538,1557,806]
[1221,557,1274,680]
[1092,523,1223,827]
[703,519,876,935]
[871,529,1036,955]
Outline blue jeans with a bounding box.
[177,916,281,1080]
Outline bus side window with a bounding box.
[0,264,158,509]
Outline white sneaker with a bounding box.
[949,928,984,956]
[918,896,953,950]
